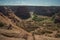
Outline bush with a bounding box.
[32,14,38,21]
[55,33,60,38]
[32,14,44,22]
[51,15,55,22]
[0,22,4,27]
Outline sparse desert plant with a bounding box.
[44,30,53,34]
[32,13,38,21]
[0,22,4,27]
[25,22,39,32]
[55,33,60,38]
[56,23,60,28]
[51,15,55,21]
[34,29,53,35]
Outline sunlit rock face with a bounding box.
[15,6,31,19]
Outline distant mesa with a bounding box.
[0,6,60,19]
[15,6,31,19]
[0,6,31,19]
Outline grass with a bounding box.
[32,14,48,22]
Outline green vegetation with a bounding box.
[32,14,45,22]
[51,15,55,21]
[32,13,38,21]
[15,13,60,38]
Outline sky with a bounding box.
[0,0,60,6]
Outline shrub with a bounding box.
[51,15,55,21]
[34,29,53,35]
[32,14,38,21]
[0,22,4,27]
[55,33,60,38]
[32,14,44,22]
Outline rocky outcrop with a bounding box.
[0,7,32,40]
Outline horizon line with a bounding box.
[0,5,60,6]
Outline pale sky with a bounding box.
[0,0,60,6]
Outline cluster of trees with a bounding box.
[32,13,45,22]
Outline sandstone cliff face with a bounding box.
[0,7,32,40]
